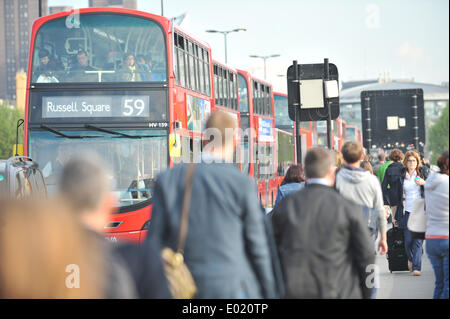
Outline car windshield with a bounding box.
[28,129,168,208]
[31,13,167,83]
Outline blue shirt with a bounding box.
[274,182,304,207]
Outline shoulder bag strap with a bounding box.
[177,163,196,254]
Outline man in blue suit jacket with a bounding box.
[146,111,277,299]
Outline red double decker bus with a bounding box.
[25,8,218,242]
[25,7,286,242]
[346,125,363,144]
[237,70,277,208]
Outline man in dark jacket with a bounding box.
[381,149,405,227]
[58,154,139,298]
[115,239,172,298]
[147,110,277,299]
[270,148,375,299]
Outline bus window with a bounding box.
[31,14,167,83]
[204,50,211,95]
[273,94,291,127]
[238,74,249,113]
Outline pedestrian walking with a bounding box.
[360,160,374,175]
[425,150,449,298]
[147,110,278,299]
[270,148,375,299]
[335,142,388,299]
[381,149,405,223]
[392,150,428,275]
[336,142,388,253]
[0,198,104,298]
[58,154,139,298]
[373,153,386,176]
[333,149,345,174]
[274,164,305,207]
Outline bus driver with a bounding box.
[68,49,97,82]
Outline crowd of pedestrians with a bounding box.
[0,110,448,299]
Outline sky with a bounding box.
[48,0,449,93]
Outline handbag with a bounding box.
[161,163,197,299]
[407,197,426,240]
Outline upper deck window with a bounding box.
[173,32,210,96]
[274,94,292,127]
[213,63,238,111]
[252,80,272,116]
[31,14,167,84]
[238,73,249,113]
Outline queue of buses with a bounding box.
[24,7,362,243]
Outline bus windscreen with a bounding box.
[29,129,168,208]
[31,13,167,83]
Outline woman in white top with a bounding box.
[401,150,427,276]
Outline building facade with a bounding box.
[0,0,47,102]
[88,0,136,9]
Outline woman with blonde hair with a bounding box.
[0,198,105,298]
[333,150,345,174]
[360,160,374,175]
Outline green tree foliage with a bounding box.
[428,104,449,164]
[0,103,24,159]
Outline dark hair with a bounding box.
[341,141,363,164]
[281,164,305,185]
[39,49,50,59]
[437,150,449,175]
[377,153,386,162]
[77,49,88,56]
[388,149,404,162]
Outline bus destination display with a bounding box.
[42,95,150,118]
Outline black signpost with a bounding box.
[360,89,425,154]
[287,59,340,163]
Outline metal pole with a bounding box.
[293,60,302,165]
[412,94,419,151]
[38,0,42,17]
[15,119,24,156]
[324,58,332,149]
[364,97,372,150]
[161,0,164,16]
[224,33,228,64]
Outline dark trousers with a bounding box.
[403,211,424,271]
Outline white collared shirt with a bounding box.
[306,178,331,187]
[403,171,421,212]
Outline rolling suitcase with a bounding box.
[386,227,409,272]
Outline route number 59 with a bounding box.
[123,99,145,116]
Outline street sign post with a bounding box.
[287,59,339,161]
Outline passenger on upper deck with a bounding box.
[34,49,63,83]
[68,49,98,82]
[118,53,148,82]
[136,55,152,81]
